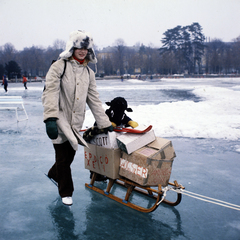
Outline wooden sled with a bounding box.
[85,172,184,213]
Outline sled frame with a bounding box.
[85,173,183,213]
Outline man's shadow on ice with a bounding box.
[48,197,79,240]
[83,189,185,239]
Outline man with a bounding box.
[42,30,113,206]
[22,75,28,89]
[2,75,8,92]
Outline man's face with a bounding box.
[73,48,88,60]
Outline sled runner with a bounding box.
[85,173,184,213]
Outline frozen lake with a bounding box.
[0,78,240,239]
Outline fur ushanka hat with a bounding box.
[59,30,97,63]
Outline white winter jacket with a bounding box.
[42,58,111,150]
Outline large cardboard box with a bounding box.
[84,144,121,179]
[119,137,176,186]
[116,129,156,154]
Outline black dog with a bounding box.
[105,97,138,128]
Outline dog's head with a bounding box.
[106,97,132,114]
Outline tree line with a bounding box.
[1,23,240,80]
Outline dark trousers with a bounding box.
[48,141,76,198]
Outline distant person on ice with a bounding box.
[2,74,8,92]
[42,30,113,206]
[22,75,28,89]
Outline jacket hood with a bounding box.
[59,30,97,64]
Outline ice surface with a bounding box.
[0,78,240,240]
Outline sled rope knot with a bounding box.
[157,186,169,206]
[169,187,240,211]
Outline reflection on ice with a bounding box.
[84,189,185,239]
[48,197,79,240]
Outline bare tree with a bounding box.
[113,38,125,75]
[0,43,17,65]
[208,39,225,74]
[18,46,46,77]
[52,39,66,50]
[232,36,240,73]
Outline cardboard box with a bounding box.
[90,131,122,149]
[116,129,156,154]
[119,137,176,186]
[84,144,121,179]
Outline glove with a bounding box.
[128,120,139,128]
[45,118,58,139]
[103,125,114,134]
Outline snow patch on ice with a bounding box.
[235,145,240,153]
[2,78,240,141]
[127,79,145,83]
[84,81,240,140]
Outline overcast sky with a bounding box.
[1,0,239,51]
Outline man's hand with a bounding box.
[103,125,114,134]
[45,118,58,139]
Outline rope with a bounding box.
[169,187,240,211]
[157,186,169,206]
